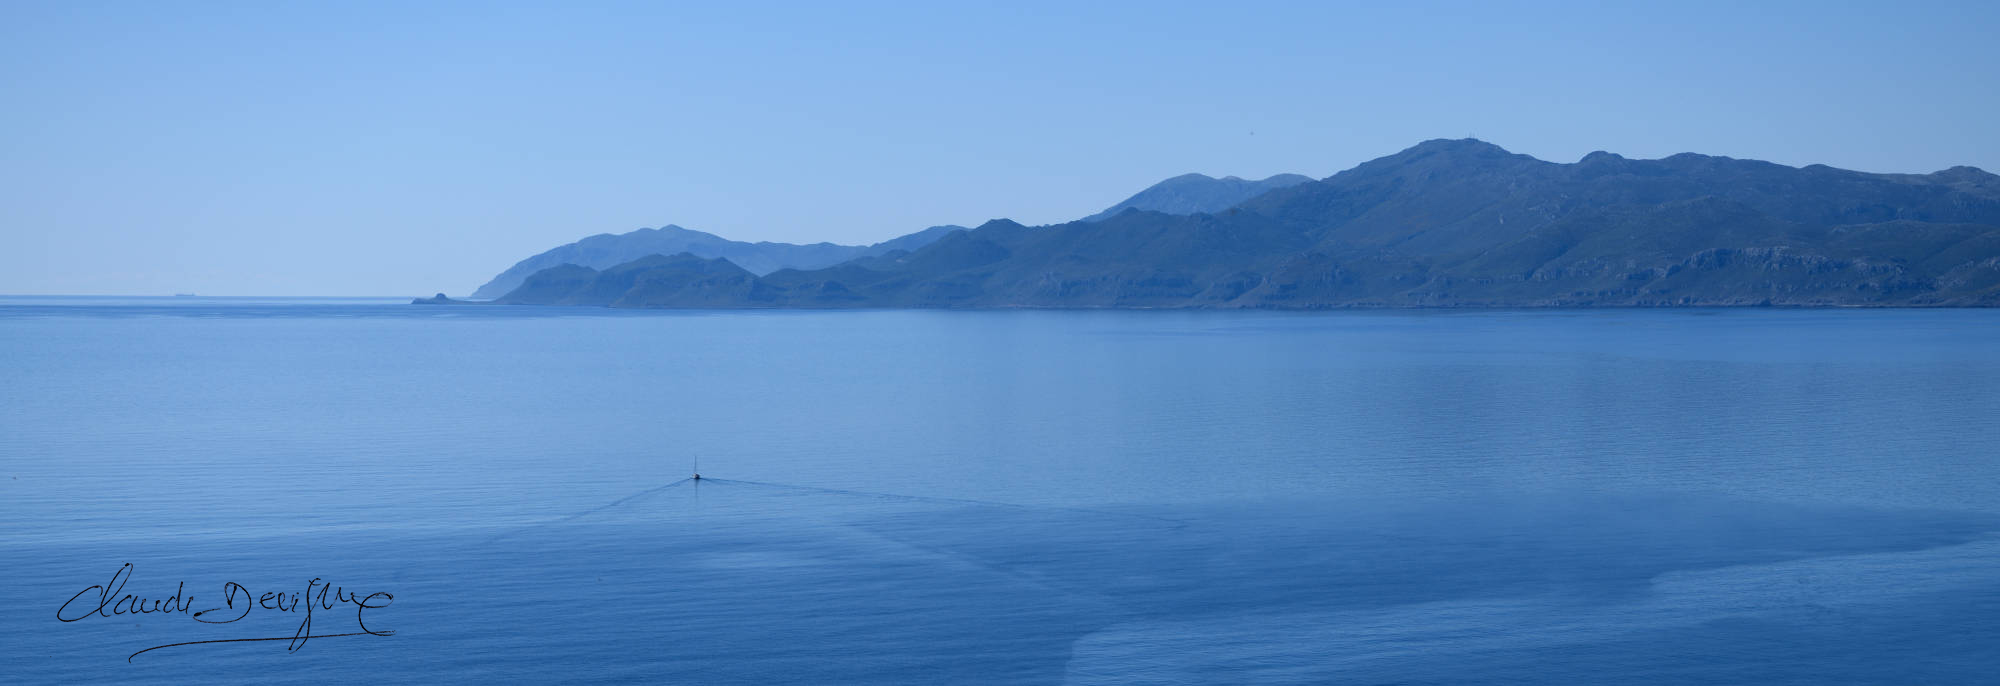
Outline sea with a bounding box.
[3,296,1998,684]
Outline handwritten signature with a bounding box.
[57,563,395,662]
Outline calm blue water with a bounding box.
[4,297,1998,684]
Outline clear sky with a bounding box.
[4,1,1997,296]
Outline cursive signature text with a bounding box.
[56,563,395,662]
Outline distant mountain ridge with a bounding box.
[1081,173,1315,222]
[469,224,962,299]
[467,139,2000,308]
[470,169,1310,299]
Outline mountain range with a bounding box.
[469,224,963,299]
[441,139,2000,309]
[468,170,1300,298]
[1079,173,1314,222]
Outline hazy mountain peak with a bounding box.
[1406,137,1510,153]
[1935,165,1995,180]
[1346,139,1549,180]
[1081,172,1315,222]
[467,223,954,299]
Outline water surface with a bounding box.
[4,298,1997,683]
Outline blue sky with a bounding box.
[4,1,1997,295]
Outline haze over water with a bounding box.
[4,298,1998,683]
